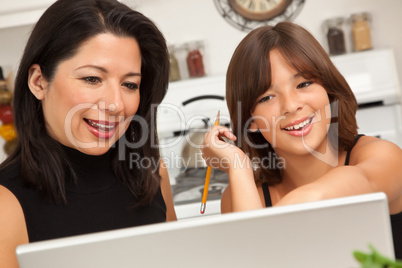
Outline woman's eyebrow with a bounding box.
[75,65,141,77]
[75,64,107,73]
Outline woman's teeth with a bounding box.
[285,118,311,131]
[86,119,115,132]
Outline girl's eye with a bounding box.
[258,95,274,104]
[122,82,139,91]
[297,81,313,89]
[83,76,101,84]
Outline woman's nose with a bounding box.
[100,84,124,113]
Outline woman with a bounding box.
[0,0,176,266]
[202,22,402,258]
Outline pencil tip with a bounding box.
[214,110,220,125]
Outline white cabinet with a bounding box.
[0,0,55,29]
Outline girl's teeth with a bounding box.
[285,118,310,131]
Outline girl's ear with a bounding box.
[248,120,258,132]
[28,64,48,100]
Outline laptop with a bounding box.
[16,192,394,268]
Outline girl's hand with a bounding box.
[201,125,250,173]
[202,125,262,213]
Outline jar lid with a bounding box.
[324,17,344,27]
[351,12,371,22]
[186,40,204,51]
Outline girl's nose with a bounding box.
[280,91,303,115]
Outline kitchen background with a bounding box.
[1,0,402,153]
[0,0,401,161]
[2,0,402,81]
[1,0,401,219]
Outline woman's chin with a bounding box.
[75,146,114,156]
[68,138,118,155]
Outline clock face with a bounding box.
[214,0,305,32]
[229,0,292,21]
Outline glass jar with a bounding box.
[0,67,12,105]
[186,41,205,78]
[351,13,372,52]
[168,46,181,82]
[0,67,7,91]
[324,17,346,55]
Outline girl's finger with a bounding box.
[218,128,237,141]
[209,125,237,141]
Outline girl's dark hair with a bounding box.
[1,0,169,205]
[226,22,358,185]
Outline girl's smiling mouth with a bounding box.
[282,115,314,137]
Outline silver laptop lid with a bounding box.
[17,192,394,268]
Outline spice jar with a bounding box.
[324,17,346,55]
[186,41,205,78]
[0,67,7,91]
[168,46,181,82]
[351,13,372,52]
[0,66,17,155]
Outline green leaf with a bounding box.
[354,251,370,263]
[354,244,402,268]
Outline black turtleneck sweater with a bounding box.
[0,145,166,242]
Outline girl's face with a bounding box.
[33,33,142,155]
[249,49,331,158]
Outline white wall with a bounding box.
[135,0,402,80]
[0,0,401,160]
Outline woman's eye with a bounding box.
[83,76,101,84]
[258,95,274,103]
[297,81,313,89]
[123,82,139,91]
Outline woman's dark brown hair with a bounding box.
[0,0,169,205]
[226,22,358,185]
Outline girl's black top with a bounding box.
[0,144,166,242]
[261,135,402,259]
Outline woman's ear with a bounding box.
[248,120,258,132]
[28,64,48,100]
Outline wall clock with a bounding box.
[214,0,305,32]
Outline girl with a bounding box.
[202,22,402,258]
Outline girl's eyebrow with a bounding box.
[293,73,303,80]
[293,71,314,80]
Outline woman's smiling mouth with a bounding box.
[84,118,118,139]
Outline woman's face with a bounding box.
[249,49,331,158]
[36,33,141,155]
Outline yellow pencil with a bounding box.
[200,111,220,214]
